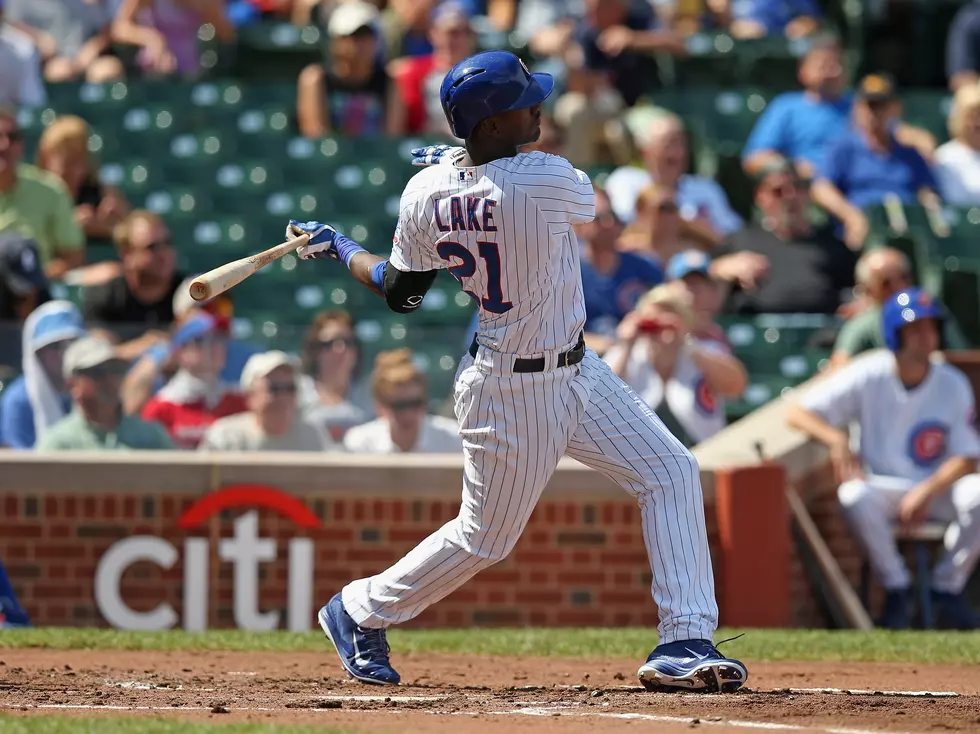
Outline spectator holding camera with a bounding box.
[604,284,746,447]
[343,348,461,454]
[36,335,172,450]
[200,350,335,452]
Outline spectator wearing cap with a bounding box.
[830,248,969,368]
[811,74,942,251]
[947,0,980,92]
[743,40,934,181]
[554,0,685,165]
[139,311,247,449]
[578,187,663,354]
[81,210,184,361]
[297,309,372,442]
[0,231,50,369]
[3,0,124,82]
[344,348,461,454]
[935,84,980,206]
[716,158,855,314]
[35,336,172,450]
[0,3,47,107]
[606,111,741,239]
[200,351,336,452]
[729,0,822,40]
[0,300,84,448]
[664,249,730,350]
[390,2,476,136]
[298,1,404,139]
[604,284,746,448]
[0,107,84,280]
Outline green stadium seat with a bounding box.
[901,91,952,141]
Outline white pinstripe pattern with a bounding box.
[341,152,718,644]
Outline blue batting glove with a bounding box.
[287,219,339,260]
[411,144,467,167]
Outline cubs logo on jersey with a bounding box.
[694,376,717,416]
[908,421,949,468]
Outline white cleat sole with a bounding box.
[637,660,748,693]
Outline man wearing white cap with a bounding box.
[35,336,173,450]
[200,351,335,452]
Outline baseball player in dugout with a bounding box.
[287,50,747,692]
[787,287,980,630]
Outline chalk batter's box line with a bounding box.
[1,701,933,734]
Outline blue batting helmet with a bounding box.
[881,287,943,351]
[440,50,555,140]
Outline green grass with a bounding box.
[1,627,979,663]
[0,716,359,734]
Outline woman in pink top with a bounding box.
[112,0,235,76]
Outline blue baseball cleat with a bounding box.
[317,593,401,685]
[637,639,748,693]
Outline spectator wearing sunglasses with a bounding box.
[343,348,461,454]
[712,158,856,315]
[298,309,373,442]
[199,351,335,452]
[81,210,185,361]
[139,310,247,449]
[830,248,969,368]
[35,335,172,450]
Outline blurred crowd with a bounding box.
[2,0,980,456]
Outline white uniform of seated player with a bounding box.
[342,348,462,454]
[787,288,980,630]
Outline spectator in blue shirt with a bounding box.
[579,188,664,354]
[730,0,822,40]
[946,0,980,91]
[742,38,934,180]
[811,74,943,251]
[0,300,85,448]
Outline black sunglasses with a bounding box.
[79,363,128,379]
[657,202,679,213]
[0,130,23,143]
[142,239,172,253]
[387,397,425,412]
[317,337,356,351]
[267,381,297,396]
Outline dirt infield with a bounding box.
[2,649,980,733]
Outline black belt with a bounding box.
[468,333,586,374]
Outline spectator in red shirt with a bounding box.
[140,310,246,448]
[390,1,477,136]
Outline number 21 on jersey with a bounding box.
[434,195,512,314]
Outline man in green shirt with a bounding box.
[831,248,969,367]
[0,107,84,280]
[36,335,173,450]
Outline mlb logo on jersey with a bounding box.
[908,421,949,468]
[459,170,476,182]
[694,376,717,416]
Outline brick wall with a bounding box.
[3,488,720,629]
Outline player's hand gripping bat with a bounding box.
[188,234,310,302]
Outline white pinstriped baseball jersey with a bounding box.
[390,150,592,356]
[341,150,720,647]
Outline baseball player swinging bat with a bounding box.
[188,233,310,302]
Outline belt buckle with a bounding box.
[557,352,569,368]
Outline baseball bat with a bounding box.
[188,233,310,302]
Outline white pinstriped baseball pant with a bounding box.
[342,349,719,644]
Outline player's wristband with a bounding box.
[370,260,388,292]
[333,233,367,268]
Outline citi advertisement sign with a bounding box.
[94,485,321,632]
